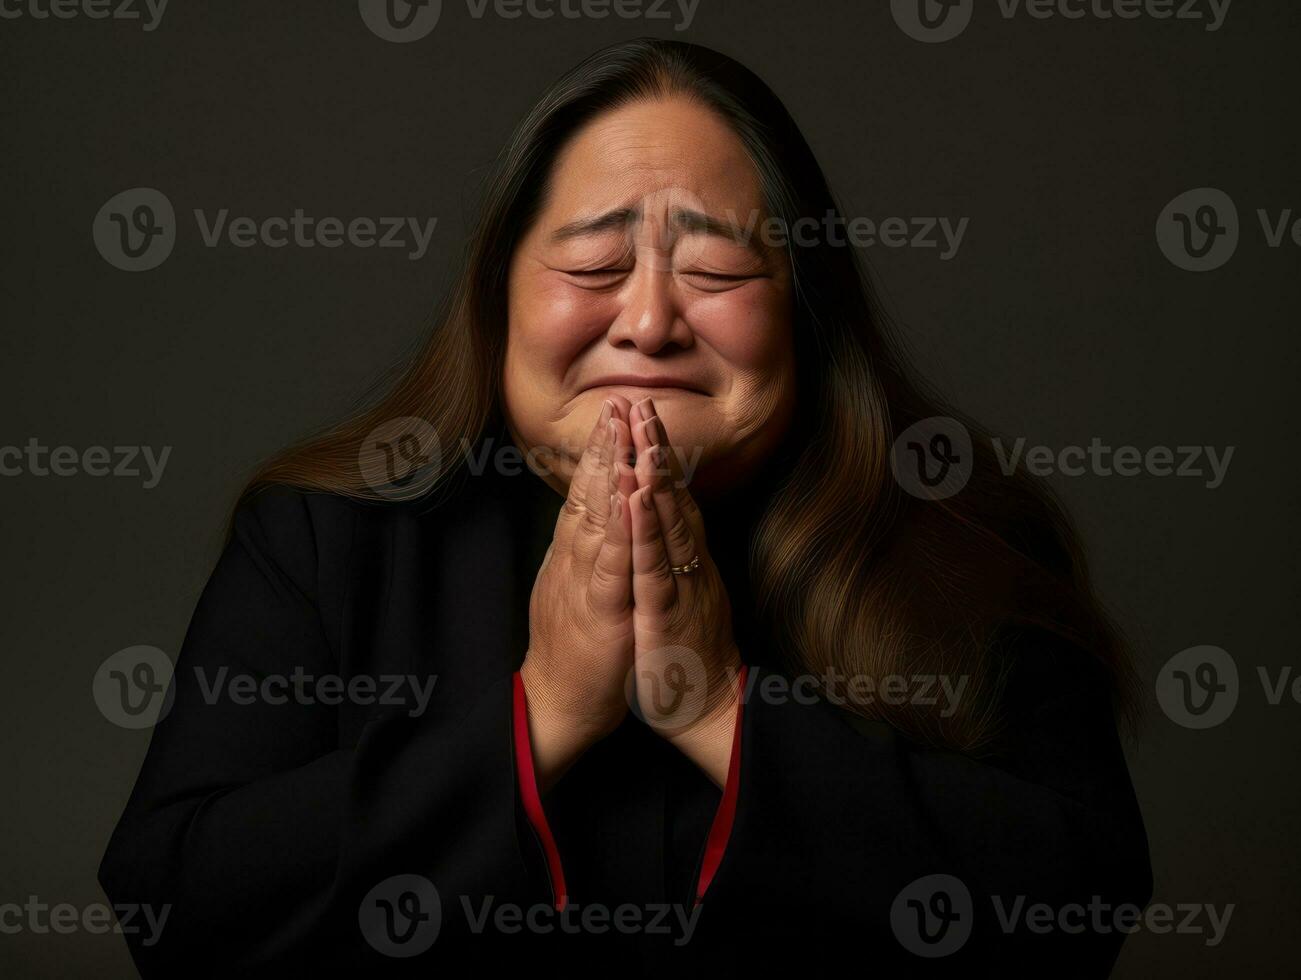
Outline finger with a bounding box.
[629,396,655,458]
[588,490,633,617]
[604,393,634,431]
[646,410,706,542]
[572,415,619,571]
[631,484,676,616]
[611,408,635,473]
[630,397,705,544]
[554,400,614,554]
[613,457,638,502]
[636,441,697,571]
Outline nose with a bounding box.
[605,246,695,355]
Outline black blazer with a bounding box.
[99,427,1152,977]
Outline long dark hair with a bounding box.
[237,38,1134,753]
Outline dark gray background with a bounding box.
[2,0,1297,975]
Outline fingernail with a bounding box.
[653,416,667,444]
[642,395,657,419]
[639,487,654,511]
[610,493,621,518]
[598,400,613,427]
[639,416,659,446]
[654,446,668,471]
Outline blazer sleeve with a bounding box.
[697,634,1153,976]
[97,488,552,976]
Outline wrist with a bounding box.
[665,665,743,788]
[519,657,615,792]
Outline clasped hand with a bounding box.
[519,395,744,791]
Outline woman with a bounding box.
[100,38,1151,976]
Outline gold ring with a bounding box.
[670,555,700,576]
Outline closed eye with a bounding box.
[678,270,766,291]
[563,267,630,289]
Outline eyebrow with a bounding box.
[549,206,762,250]
[549,207,640,242]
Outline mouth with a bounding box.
[582,374,709,394]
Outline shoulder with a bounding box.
[226,486,366,602]
[229,466,510,588]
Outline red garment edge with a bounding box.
[512,665,748,911]
[695,664,748,905]
[511,672,568,910]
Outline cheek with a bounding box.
[505,273,617,439]
[509,276,613,371]
[686,288,792,375]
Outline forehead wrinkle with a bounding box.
[539,101,768,247]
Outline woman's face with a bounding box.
[503,96,796,499]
